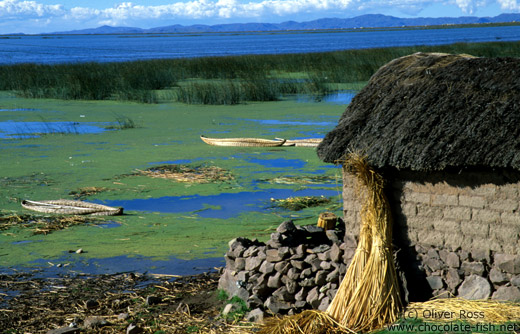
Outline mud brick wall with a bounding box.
[342,166,520,302]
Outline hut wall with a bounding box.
[342,166,520,301]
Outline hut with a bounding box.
[317,52,520,302]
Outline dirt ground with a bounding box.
[0,269,258,334]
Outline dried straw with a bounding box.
[331,152,403,332]
[407,296,520,324]
[260,152,402,334]
[261,310,353,334]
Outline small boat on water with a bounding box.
[200,135,286,147]
[21,199,123,216]
[278,138,323,147]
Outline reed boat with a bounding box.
[200,135,286,147]
[21,199,123,216]
[277,138,323,147]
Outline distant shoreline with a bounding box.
[2,13,520,36]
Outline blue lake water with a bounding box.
[0,121,109,139]
[98,188,340,219]
[0,25,519,64]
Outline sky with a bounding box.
[0,0,518,34]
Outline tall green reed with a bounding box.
[1,41,519,104]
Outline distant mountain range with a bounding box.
[52,13,520,35]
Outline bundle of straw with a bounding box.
[329,152,403,332]
[259,153,403,334]
[407,296,520,324]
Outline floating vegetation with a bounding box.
[136,164,234,183]
[0,213,100,235]
[263,175,337,185]
[69,186,109,199]
[270,195,331,211]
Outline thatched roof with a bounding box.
[317,52,520,171]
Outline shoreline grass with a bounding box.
[1,41,520,104]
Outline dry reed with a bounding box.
[407,296,520,324]
[259,152,402,334]
[331,152,403,332]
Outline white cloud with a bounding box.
[0,0,64,18]
[0,0,516,33]
[498,0,520,10]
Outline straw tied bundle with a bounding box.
[260,153,403,334]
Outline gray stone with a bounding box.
[235,287,250,301]
[259,260,275,274]
[311,244,331,254]
[300,278,315,287]
[234,257,246,271]
[277,221,296,234]
[426,276,444,290]
[46,327,80,334]
[446,252,460,268]
[494,254,520,274]
[243,246,260,257]
[461,261,485,276]
[236,271,249,282]
[286,280,298,294]
[126,323,144,334]
[273,286,294,302]
[320,261,332,271]
[457,275,491,300]
[317,250,331,261]
[326,269,340,283]
[246,308,265,323]
[318,296,331,311]
[274,261,290,274]
[118,313,130,321]
[266,249,284,263]
[326,230,341,244]
[329,243,342,263]
[471,249,490,263]
[445,268,461,290]
[287,268,300,280]
[84,316,108,329]
[424,258,443,271]
[267,272,282,289]
[245,256,263,271]
[290,260,306,270]
[295,288,308,301]
[265,297,291,314]
[492,286,520,302]
[427,248,440,259]
[315,270,328,286]
[300,268,313,278]
[306,287,320,309]
[489,268,508,284]
[218,270,239,297]
[512,275,520,287]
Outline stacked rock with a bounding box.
[218,220,355,318]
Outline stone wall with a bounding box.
[218,220,357,318]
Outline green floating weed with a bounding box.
[270,195,331,211]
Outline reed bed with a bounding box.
[1,41,519,104]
